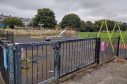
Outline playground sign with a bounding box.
[100,41,107,51]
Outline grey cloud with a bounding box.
[0,0,55,10]
[0,0,127,22]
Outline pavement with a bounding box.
[61,58,127,84]
[1,58,127,84]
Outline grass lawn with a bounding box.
[79,32,126,38]
[79,32,127,42]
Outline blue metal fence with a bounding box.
[0,38,100,84]
[0,40,15,84]
[118,36,127,58]
[59,38,98,77]
[0,36,124,84]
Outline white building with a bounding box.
[0,14,32,27]
[0,14,12,23]
[21,18,32,27]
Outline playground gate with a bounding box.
[0,35,125,84]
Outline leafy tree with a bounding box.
[84,21,93,32]
[119,23,127,31]
[61,13,81,30]
[92,23,98,32]
[94,20,105,31]
[33,8,57,28]
[94,20,122,31]
[3,17,22,29]
[80,20,86,31]
[32,17,38,28]
[106,20,115,31]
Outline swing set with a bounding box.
[97,19,127,53]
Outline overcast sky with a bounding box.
[0,0,127,23]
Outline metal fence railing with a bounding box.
[0,30,14,43]
[13,38,99,84]
[99,37,118,63]
[14,42,57,84]
[0,38,100,84]
[88,33,97,38]
[59,38,98,77]
[0,35,126,84]
[118,37,127,58]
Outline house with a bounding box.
[0,14,32,28]
[0,14,12,23]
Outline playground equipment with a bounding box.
[45,27,74,41]
[97,20,115,52]
[58,29,67,36]
[45,29,68,41]
[97,19,127,53]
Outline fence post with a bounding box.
[7,44,15,84]
[116,36,120,57]
[13,44,22,84]
[53,42,61,83]
[95,38,101,64]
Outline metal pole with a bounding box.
[54,42,61,83]
[95,38,101,64]
[13,44,22,84]
[116,36,120,57]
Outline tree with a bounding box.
[32,17,38,28]
[119,23,127,31]
[33,8,57,28]
[3,17,22,29]
[61,13,81,30]
[95,19,116,31]
[84,21,93,32]
[106,20,115,31]
[95,20,104,31]
[80,21,86,31]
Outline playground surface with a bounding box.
[61,59,127,84]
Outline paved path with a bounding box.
[61,59,127,84]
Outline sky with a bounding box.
[0,0,127,23]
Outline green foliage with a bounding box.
[33,8,57,28]
[79,32,126,39]
[32,17,38,27]
[80,21,85,31]
[84,21,94,32]
[61,13,81,30]
[3,17,22,29]
[119,23,127,31]
[93,20,127,32]
[80,21,97,32]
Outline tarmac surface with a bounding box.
[61,59,127,84]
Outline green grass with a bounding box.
[79,32,126,38]
[79,32,127,42]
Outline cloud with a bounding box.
[0,0,127,23]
